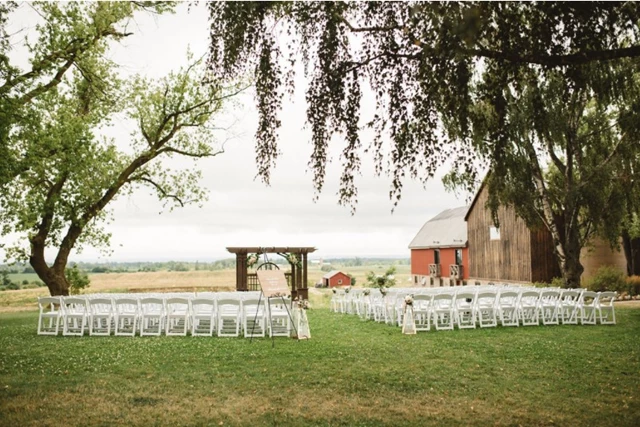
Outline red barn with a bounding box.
[323,271,351,288]
[409,206,470,286]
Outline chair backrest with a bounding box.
[561,289,581,303]
[114,298,139,313]
[38,296,62,312]
[166,297,189,310]
[519,290,540,305]
[242,297,265,311]
[190,298,215,313]
[217,298,241,309]
[63,297,88,313]
[540,289,561,301]
[139,297,165,313]
[580,291,598,306]
[89,298,113,313]
[476,291,497,304]
[454,291,476,306]
[598,291,616,306]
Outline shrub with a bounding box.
[320,265,332,272]
[6,282,20,290]
[587,266,627,294]
[550,277,565,288]
[625,276,640,296]
[65,264,90,295]
[366,266,397,288]
[347,273,356,287]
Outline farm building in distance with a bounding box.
[322,271,351,288]
[407,181,627,286]
[409,206,469,286]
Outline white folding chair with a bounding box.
[538,289,561,325]
[412,294,433,332]
[190,298,216,336]
[267,296,292,337]
[62,297,88,336]
[497,290,520,327]
[165,297,190,336]
[243,297,267,338]
[139,297,165,336]
[217,298,242,337]
[454,291,477,329]
[579,291,598,325]
[518,290,540,326]
[114,297,139,337]
[559,290,581,325]
[37,296,62,336]
[432,292,455,331]
[597,291,617,325]
[88,298,114,336]
[475,291,497,328]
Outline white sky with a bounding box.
[2,2,470,262]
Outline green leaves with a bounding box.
[1,3,239,294]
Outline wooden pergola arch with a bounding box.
[226,247,317,300]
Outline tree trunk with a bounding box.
[622,230,640,276]
[29,259,70,296]
[29,239,70,296]
[561,227,584,288]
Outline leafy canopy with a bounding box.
[207,1,640,209]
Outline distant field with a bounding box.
[0,264,412,312]
[7,273,40,283]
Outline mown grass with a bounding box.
[1,307,639,426]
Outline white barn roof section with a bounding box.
[322,270,344,279]
[408,206,469,249]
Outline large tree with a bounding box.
[1,3,240,295]
[207,1,640,286]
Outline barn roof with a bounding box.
[408,206,469,249]
[323,270,346,279]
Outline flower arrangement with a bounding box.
[283,252,302,268]
[363,289,370,296]
[345,286,350,294]
[379,286,388,296]
[295,298,310,310]
[246,253,260,268]
[404,294,414,306]
[332,288,337,294]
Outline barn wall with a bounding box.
[411,249,435,275]
[467,185,533,282]
[529,227,562,283]
[328,272,351,287]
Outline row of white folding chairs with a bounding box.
[37,293,291,338]
[331,287,616,331]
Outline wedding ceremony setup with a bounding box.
[330,285,618,333]
[36,291,311,339]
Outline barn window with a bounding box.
[490,226,501,240]
[455,249,463,265]
[338,279,342,285]
[434,249,440,264]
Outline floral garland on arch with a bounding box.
[246,253,261,268]
[282,252,302,268]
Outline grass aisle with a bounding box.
[1,308,639,426]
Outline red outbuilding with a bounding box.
[323,271,352,288]
[409,206,470,286]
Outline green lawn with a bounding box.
[1,308,639,426]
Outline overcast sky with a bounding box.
[3,3,470,262]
